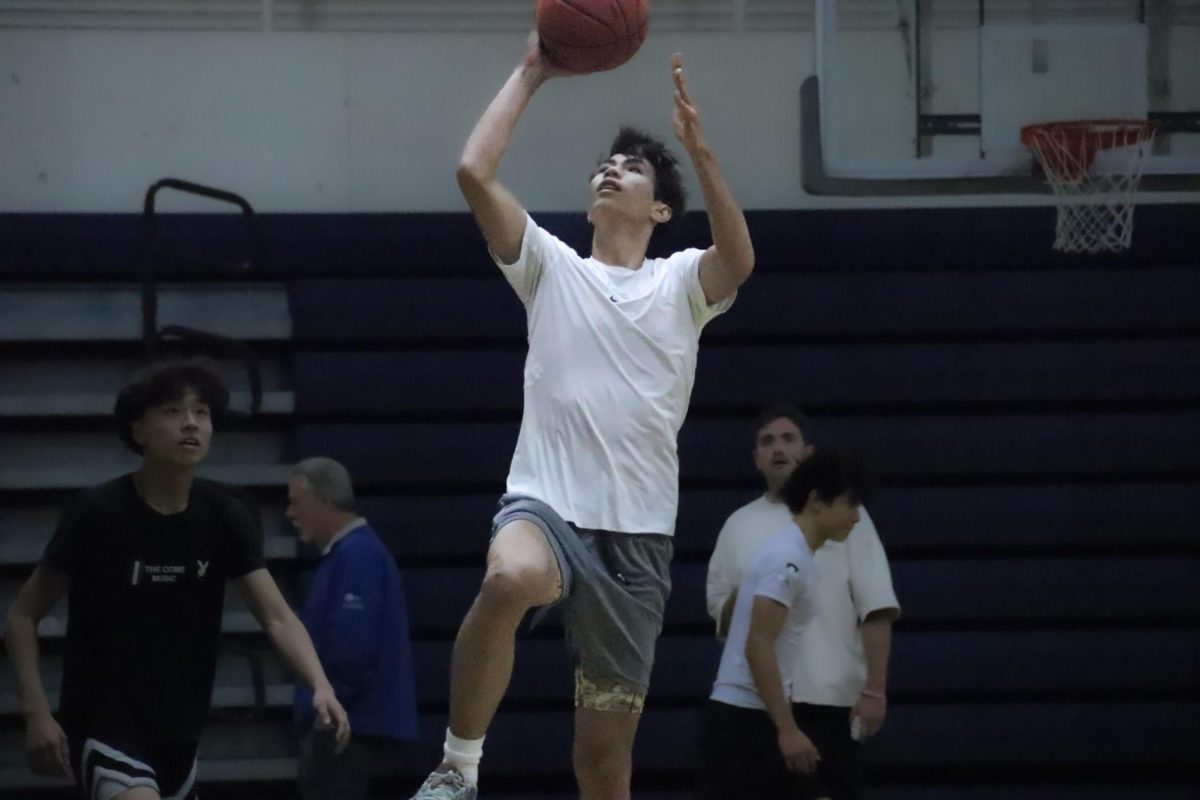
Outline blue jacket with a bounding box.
[293,523,419,740]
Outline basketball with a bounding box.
[536,0,650,75]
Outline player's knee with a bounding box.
[479,562,554,610]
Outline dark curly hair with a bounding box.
[601,126,687,230]
[778,450,875,515]
[114,358,229,455]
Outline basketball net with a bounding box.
[1021,120,1157,254]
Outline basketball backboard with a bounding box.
[806,0,1200,194]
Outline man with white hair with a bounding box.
[287,456,419,800]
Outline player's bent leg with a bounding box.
[448,519,562,739]
[573,681,643,800]
[481,519,564,611]
[412,520,564,799]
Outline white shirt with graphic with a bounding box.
[706,496,901,706]
[710,522,817,710]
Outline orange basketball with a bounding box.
[536,0,650,75]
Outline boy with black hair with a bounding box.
[600,126,687,235]
[5,358,350,800]
[707,406,899,799]
[411,33,754,800]
[697,451,873,800]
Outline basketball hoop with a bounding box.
[1021,119,1157,254]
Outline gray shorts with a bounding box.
[492,494,673,703]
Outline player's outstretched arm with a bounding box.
[457,33,564,264]
[670,53,755,304]
[234,568,351,752]
[5,566,73,779]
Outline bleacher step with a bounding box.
[0,390,294,418]
[0,463,289,492]
[0,284,291,342]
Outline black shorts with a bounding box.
[69,733,198,800]
[695,699,823,800]
[791,703,866,800]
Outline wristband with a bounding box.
[860,688,886,700]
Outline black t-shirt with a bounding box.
[43,474,264,743]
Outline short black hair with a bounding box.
[114,358,229,455]
[605,127,686,228]
[777,450,874,515]
[754,403,811,447]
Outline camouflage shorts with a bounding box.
[575,668,646,713]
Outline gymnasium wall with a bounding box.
[2,203,1198,797]
[2,27,1198,214]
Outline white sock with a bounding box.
[443,729,484,786]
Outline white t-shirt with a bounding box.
[710,523,816,710]
[494,214,732,535]
[705,495,901,706]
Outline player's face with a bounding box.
[587,153,663,223]
[753,417,812,484]
[286,476,324,545]
[133,389,212,467]
[813,493,861,543]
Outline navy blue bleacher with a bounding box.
[294,339,1200,413]
[280,205,1200,797]
[293,412,1200,503]
[5,204,1198,797]
[358,483,1200,562]
[6,203,1200,280]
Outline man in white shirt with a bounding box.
[410,33,754,800]
[697,451,874,799]
[706,405,900,799]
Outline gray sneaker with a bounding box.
[410,766,478,800]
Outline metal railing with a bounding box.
[141,178,264,415]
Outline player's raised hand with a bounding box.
[522,30,569,84]
[25,711,72,779]
[671,53,707,154]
